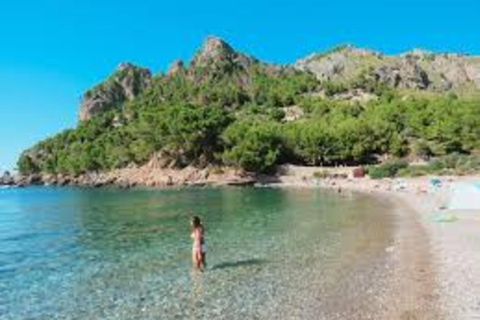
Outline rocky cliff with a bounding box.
[79,40,480,122]
[79,63,152,121]
[295,45,480,92]
[189,36,258,75]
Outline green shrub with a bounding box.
[397,165,429,177]
[221,121,283,173]
[368,159,409,179]
[412,139,433,159]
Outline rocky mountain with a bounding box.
[295,45,480,92]
[189,36,259,76]
[79,37,264,122]
[17,36,480,185]
[79,62,152,121]
[78,40,480,122]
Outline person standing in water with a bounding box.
[190,216,206,271]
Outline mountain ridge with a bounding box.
[79,37,480,121]
[17,36,480,184]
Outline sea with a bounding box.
[0,186,395,319]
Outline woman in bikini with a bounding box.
[190,216,206,271]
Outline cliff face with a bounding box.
[79,63,152,121]
[294,45,480,92]
[79,37,262,122]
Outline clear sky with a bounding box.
[1,0,479,171]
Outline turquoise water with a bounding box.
[0,187,394,319]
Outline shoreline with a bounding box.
[267,178,443,319]
[378,191,441,319]
[270,174,479,320]
[7,166,480,318]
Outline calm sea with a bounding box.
[0,186,394,319]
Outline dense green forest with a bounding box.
[18,40,480,177]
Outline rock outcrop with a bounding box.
[79,62,152,121]
[373,59,431,89]
[295,45,480,92]
[167,59,185,76]
[0,171,14,185]
[295,45,384,82]
[188,36,258,79]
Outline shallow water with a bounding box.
[0,187,394,319]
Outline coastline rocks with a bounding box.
[12,163,251,189]
[223,177,257,186]
[16,174,44,186]
[0,171,15,185]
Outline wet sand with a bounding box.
[382,194,440,320]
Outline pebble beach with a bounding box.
[269,167,480,319]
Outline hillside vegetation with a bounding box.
[18,37,480,176]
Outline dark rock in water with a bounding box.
[92,181,104,188]
[225,178,257,186]
[56,174,71,186]
[27,174,44,185]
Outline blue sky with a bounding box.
[1,0,479,171]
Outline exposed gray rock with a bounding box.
[79,63,152,121]
[168,59,185,76]
[0,171,14,185]
[295,45,480,92]
[189,36,258,77]
[373,59,431,89]
[332,88,378,102]
[295,45,383,82]
[282,105,305,122]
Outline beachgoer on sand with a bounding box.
[191,216,206,271]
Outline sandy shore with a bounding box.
[265,169,480,319]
